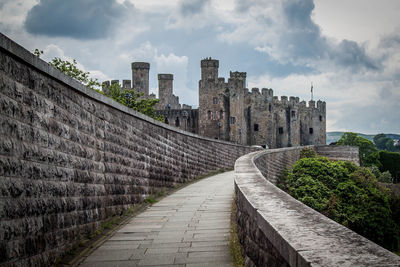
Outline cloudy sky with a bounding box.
[1,0,399,134]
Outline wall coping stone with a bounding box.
[234,148,400,266]
[0,32,248,148]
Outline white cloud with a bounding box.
[154,53,188,72]
[313,0,400,47]
[0,0,37,33]
[154,53,193,105]
[42,44,73,62]
[88,70,111,82]
[118,41,158,62]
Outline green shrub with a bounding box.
[283,155,400,251]
[299,147,318,159]
[368,165,381,178]
[277,168,290,191]
[290,157,353,190]
[289,175,331,212]
[379,171,393,183]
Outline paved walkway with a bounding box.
[80,171,235,267]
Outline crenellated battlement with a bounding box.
[201,57,219,68]
[158,74,173,80]
[102,80,110,87]
[251,87,260,94]
[242,87,326,112]
[122,79,131,89]
[131,62,150,69]
[230,71,247,79]
[262,88,274,97]
[102,79,131,89]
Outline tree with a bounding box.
[373,133,387,147]
[374,133,398,152]
[106,83,163,121]
[379,151,400,183]
[337,132,379,166]
[50,57,101,91]
[34,49,162,121]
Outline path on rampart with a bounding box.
[80,171,235,267]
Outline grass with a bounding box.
[145,195,157,204]
[230,198,245,267]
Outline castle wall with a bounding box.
[0,34,258,266]
[245,90,306,148]
[155,109,198,134]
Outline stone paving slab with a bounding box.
[80,171,235,266]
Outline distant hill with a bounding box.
[326,132,400,145]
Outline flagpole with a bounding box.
[311,82,313,101]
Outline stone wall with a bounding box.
[315,145,360,165]
[234,147,400,267]
[0,33,257,266]
[155,109,199,134]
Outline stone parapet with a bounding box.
[234,147,400,266]
[315,145,360,165]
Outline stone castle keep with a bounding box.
[103,58,326,148]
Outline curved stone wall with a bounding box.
[0,33,257,266]
[234,148,400,266]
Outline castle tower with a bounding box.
[201,58,219,82]
[158,74,173,107]
[131,62,150,97]
[156,74,180,109]
[198,58,229,140]
[228,71,247,144]
[299,100,326,146]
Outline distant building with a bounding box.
[103,58,326,148]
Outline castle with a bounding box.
[102,58,326,148]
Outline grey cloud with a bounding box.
[282,0,379,72]
[379,33,400,48]
[180,0,210,16]
[283,0,315,29]
[232,0,380,72]
[334,40,379,70]
[24,0,133,39]
[234,0,256,13]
